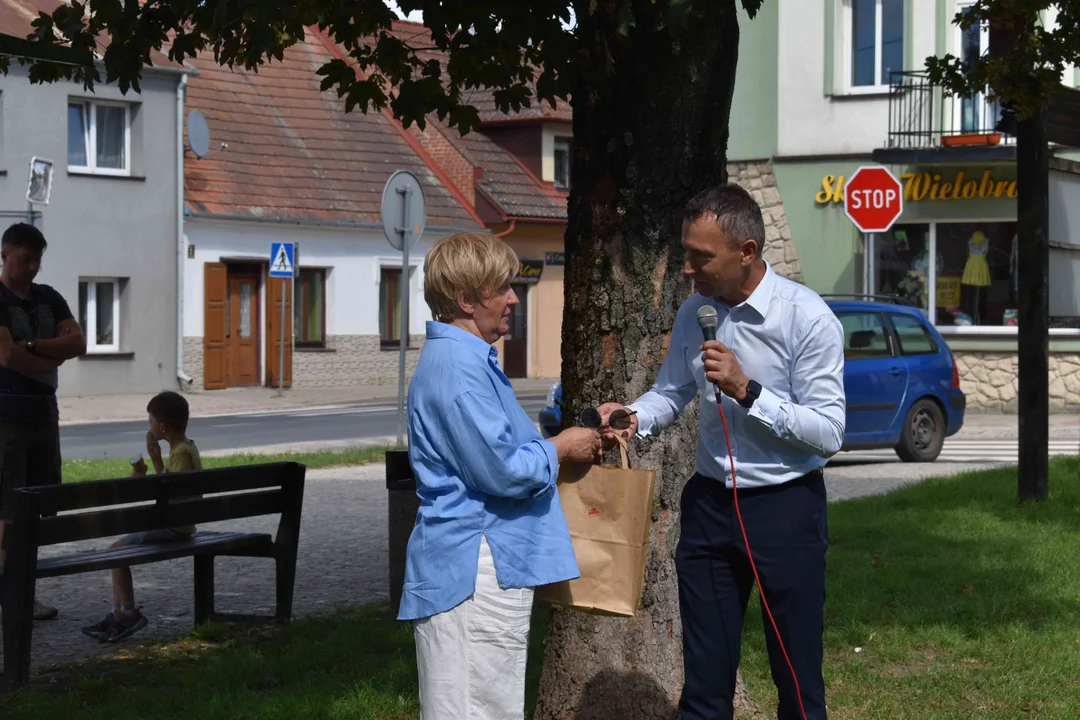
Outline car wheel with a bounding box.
[895,398,945,462]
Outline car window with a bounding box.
[837,312,891,360]
[889,313,938,355]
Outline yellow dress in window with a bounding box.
[961,231,992,287]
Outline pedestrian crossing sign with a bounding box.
[269,242,295,278]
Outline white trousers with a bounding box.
[414,536,535,720]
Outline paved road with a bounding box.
[59,394,550,461]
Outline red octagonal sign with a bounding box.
[844,166,903,233]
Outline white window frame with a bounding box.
[842,0,903,94]
[553,137,572,189]
[68,100,131,176]
[81,278,122,353]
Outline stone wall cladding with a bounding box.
[955,350,1080,413]
[182,337,204,392]
[294,335,426,388]
[728,161,805,283]
[182,335,425,390]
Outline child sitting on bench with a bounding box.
[81,391,202,642]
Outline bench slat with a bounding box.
[33,531,273,578]
[21,463,303,515]
[37,491,284,546]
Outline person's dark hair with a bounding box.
[683,184,766,257]
[1,223,48,253]
[147,391,190,433]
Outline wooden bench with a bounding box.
[0,461,305,688]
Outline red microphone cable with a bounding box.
[715,396,809,720]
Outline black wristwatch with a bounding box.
[737,380,761,409]
[25,339,37,354]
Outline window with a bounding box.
[68,101,130,174]
[867,221,1019,329]
[553,137,572,189]
[871,223,931,311]
[78,279,121,353]
[837,312,892,360]
[889,314,937,355]
[847,0,904,89]
[954,3,1002,135]
[380,267,408,347]
[934,222,1017,327]
[294,268,326,346]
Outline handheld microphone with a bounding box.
[696,305,723,400]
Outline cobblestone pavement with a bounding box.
[4,452,1060,677]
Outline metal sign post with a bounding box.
[381,171,427,447]
[269,242,295,396]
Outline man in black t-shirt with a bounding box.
[0,223,87,620]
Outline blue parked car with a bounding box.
[537,296,965,462]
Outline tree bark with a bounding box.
[534,2,763,718]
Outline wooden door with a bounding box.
[226,276,259,386]
[503,283,529,378]
[266,273,293,388]
[203,263,227,389]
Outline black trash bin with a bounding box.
[385,449,420,615]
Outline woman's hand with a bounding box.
[551,427,603,464]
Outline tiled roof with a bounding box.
[182,35,481,228]
[388,20,571,124]
[449,125,567,221]
[0,0,175,69]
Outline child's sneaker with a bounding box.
[99,610,148,643]
[81,613,114,639]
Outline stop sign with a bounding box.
[844,166,903,233]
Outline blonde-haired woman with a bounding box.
[399,231,600,719]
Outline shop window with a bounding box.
[869,221,1019,328]
[872,224,930,311]
[294,268,326,347]
[934,222,1017,327]
[846,0,904,89]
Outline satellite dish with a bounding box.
[186,110,210,159]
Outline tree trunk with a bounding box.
[535,2,763,718]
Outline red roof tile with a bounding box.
[0,0,175,69]
[182,35,481,228]
[445,124,567,221]
[388,20,571,124]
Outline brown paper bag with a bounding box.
[535,437,656,617]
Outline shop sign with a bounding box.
[515,259,544,284]
[816,169,1018,205]
[545,252,565,266]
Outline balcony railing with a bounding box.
[885,70,1014,149]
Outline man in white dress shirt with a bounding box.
[599,184,845,720]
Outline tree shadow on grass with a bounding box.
[1,605,421,720]
[824,458,1080,639]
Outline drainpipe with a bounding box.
[176,73,194,387]
[495,218,516,237]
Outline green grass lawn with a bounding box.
[61,445,397,483]
[741,456,1080,719]
[5,458,1078,719]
